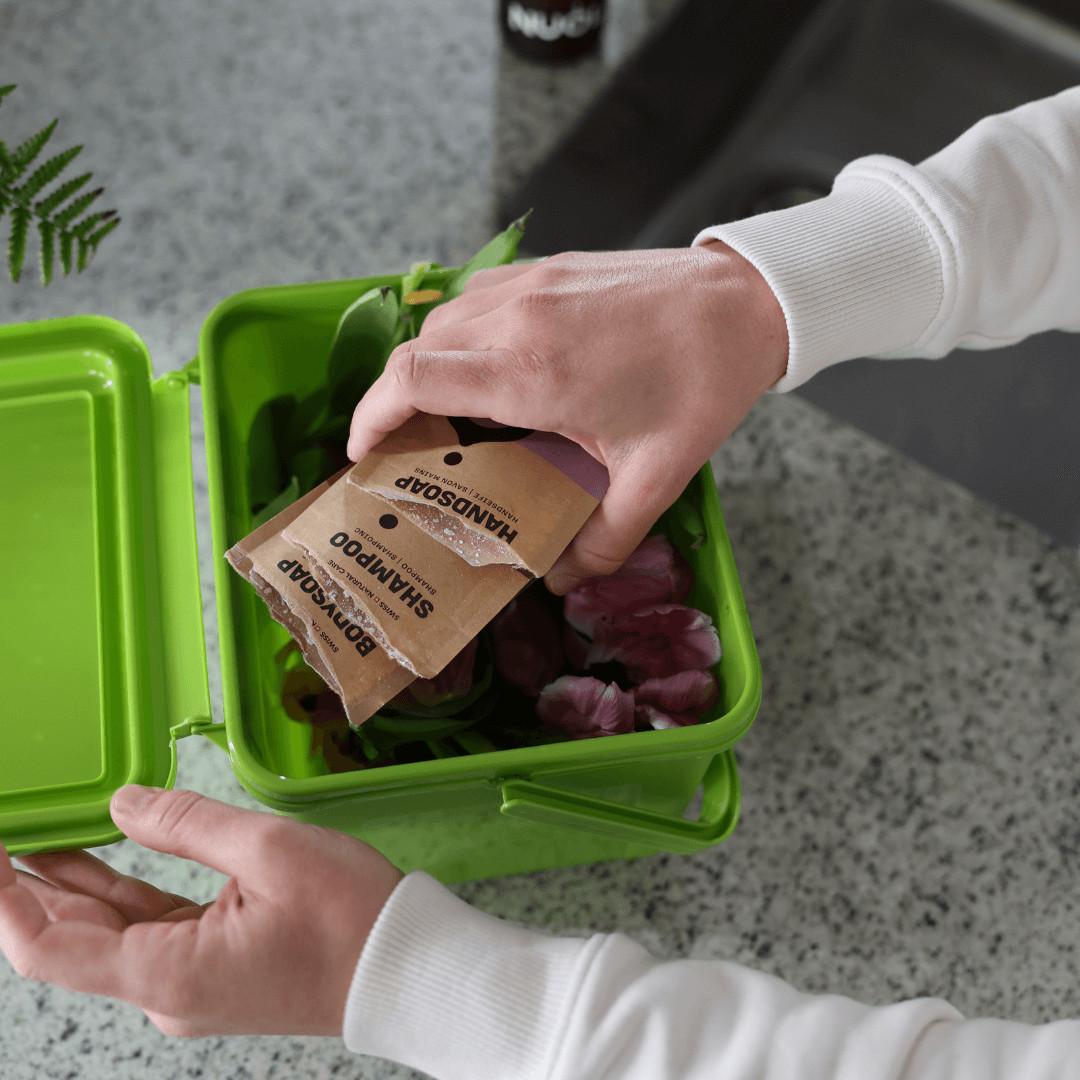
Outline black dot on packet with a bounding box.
[443,452,463,466]
[378,514,398,530]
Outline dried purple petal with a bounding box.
[634,669,718,729]
[536,675,635,739]
[564,535,693,636]
[491,588,564,696]
[588,604,721,681]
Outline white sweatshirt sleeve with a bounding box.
[693,85,1080,390]
[343,872,1080,1079]
[342,91,1080,1080]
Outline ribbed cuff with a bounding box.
[343,871,600,1080]
[694,160,949,391]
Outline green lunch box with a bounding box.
[0,274,762,882]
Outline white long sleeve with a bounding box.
[341,90,1080,1080]
[693,86,1080,390]
[343,872,1080,1079]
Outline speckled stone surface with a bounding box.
[3,2,1080,1078]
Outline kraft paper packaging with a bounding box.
[227,417,605,728]
[249,531,416,719]
[226,475,416,724]
[282,474,528,679]
[346,413,609,576]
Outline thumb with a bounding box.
[544,461,688,596]
[110,786,288,885]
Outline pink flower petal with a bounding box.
[635,670,719,714]
[491,588,563,696]
[536,675,635,739]
[588,604,721,681]
[564,535,693,636]
[634,703,701,730]
[633,670,718,729]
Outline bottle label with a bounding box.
[506,2,604,42]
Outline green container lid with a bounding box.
[0,316,210,854]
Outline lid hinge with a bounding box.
[174,355,201,386]
[169,716,228,751]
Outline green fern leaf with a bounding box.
[38,220,55,285]
[54,187,102,228]
[10,119,57,179]
[1,89,120,284]
[8,206,30,282]
[85,216,119,250]
[17,145,82,201]
[35,171,91,216]
[72,209,115,240]
[59,230,73,275]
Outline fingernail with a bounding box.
[545,570,577,596]
[111,784,156,816]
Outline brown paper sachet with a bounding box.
[248,531,415,722]
[345,413,610,576]
[225,474,415,725]
[281,474,528,679]
[226,472,340,578]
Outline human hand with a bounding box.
[0,786,402,1037]
[347,243,787,594]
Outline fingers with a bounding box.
[544,456,691,595]
[421,291,501,338]
[421,274,526,336]
[1,842,203,1015]
[349,268,563,458]
[109,786,293,888]
[460,263,535,293]
[14,869,128,931]
[347,343,535,461]
[347,371,417,460]
[0,845,49,949]
[5,909,200,1011]
[18,850,197,924]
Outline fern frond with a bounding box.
[8,206,29,282]
[53,187,102,227]
[17,145,82,201]
[9,119,57,180]
[59,230,73,275]
[0,88,120,284]
[38,220,55,285]
[35,171,91,215]
[85,216,120,249]
[71,209,111,239]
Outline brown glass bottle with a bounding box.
[500,0,606,63]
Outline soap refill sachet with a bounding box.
[227,415,609,726]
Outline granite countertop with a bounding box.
[4,1,1080,1077]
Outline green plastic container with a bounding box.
[0,274,761,882]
